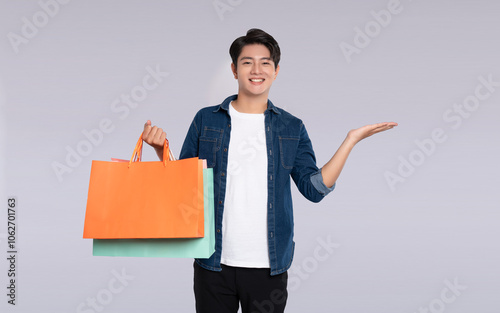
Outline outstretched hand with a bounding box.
[321,121,398,188]
[143,120,166,158]
[347,122,398,144]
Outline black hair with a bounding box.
[229,28,281,70]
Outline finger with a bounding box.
[378,122,398,127]
[152,128,164,145]
[159,131,167,146]
[144,126,159,145]
[148,126,160,143]
[371,125,396,134]
[372,122,397,131]
[143,120,152,138]
[364,125,386,133]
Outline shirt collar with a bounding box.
[213,94,281,115]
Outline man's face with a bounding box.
[231,44,279,98]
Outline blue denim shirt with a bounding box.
[179,95,335,275]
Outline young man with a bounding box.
[143,29,397,313]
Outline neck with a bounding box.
[232,92,268,113]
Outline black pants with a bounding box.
[194,261,288,313]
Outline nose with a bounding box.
[251,62,261,74]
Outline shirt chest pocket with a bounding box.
[278,136,299,169]
[198,127,224,168]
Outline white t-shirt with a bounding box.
[220,102,270,268]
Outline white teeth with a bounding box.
[250,79,263,82]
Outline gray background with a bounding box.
[1,0,499,312]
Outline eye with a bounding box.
[243,61,251,65]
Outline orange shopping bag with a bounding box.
[83,133,204,239]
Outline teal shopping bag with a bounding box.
[92,168,215,258]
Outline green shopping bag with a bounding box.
[92,168,215,258]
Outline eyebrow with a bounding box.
[239,56,273,62]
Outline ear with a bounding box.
[274,64,280,80]
[231,63,237,79]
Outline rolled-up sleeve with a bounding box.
[310,168,335,196]
[290,122,335,203]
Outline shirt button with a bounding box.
[224,148,228,152]
[219,200,223,204]
[217,229,221,233]
[228,124,231,128]
[221,172,225,176]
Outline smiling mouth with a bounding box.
[250,79,264,82]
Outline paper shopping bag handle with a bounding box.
[129,132,171,167]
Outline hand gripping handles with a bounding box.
[129,132,175,167]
